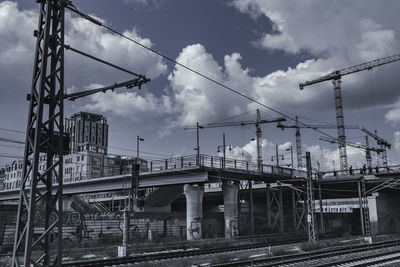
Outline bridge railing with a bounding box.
[146,154,307,178]
[320,164,400,178]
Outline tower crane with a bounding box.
[299,53,400,172]
[361,127,391,168]
[277,116,358,168]
[184,109,286,170]
[319,136,384,170]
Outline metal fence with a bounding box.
[146,154,307,178]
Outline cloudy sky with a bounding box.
[1,0,400,171]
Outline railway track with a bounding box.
[62,236,307,266]
[314,249,400,266]
[212,239,400,266]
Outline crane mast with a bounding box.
[255,110,262,170]
[277,117,358,169]
[365,136,372,169]
[295,117,302,168]
[319,136,384,155]
[299,52,400,172]
[361,127,391,168]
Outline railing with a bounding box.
[321,164,400,178]
[0,154,309,192]
[146,154,307,178]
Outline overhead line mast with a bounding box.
[12,1,149,266]
[299,53,400,172]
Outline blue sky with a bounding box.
[1,0,400,170]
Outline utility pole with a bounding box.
[137,135,144,160]
[306,152,316,242]
[12,1,66,265]
[217,133,231,169]
[286,146,294,178]
[275,144,279,166]
[196,122,200,164]
[12,1,150,264]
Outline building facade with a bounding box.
[3,112,121,190]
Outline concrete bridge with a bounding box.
[0,154,307,201]
[2,154,400,241]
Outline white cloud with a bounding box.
[394,131,400,152]
[385,99,400,126]
[232,0,397,60]
[231,0,400,131]
[84,84,174,122]
[168,44,251,126]
[306,144,371,171]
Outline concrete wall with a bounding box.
[372,192,400,235]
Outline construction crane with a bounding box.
[319,136,384,170]
[277,116,358,168]
[184,109,286,170]
[299,53,400,172]
[361,127,391,168]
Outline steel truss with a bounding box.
[292,188,307,232]
[266,185,284,232]
[12,0,65,266]
[305,152,316,241]
[360,180,371,236]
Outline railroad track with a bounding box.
[314,249,400,266]
[212,239,400,266]
[62,236,306,266]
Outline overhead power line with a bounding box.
[63,5,345,140]
[0,127,25,134]
[64,3,400,166]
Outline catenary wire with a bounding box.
[64,4,400,166]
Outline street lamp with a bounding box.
[137,135,144,163]
[195,122,204,165]
[134,135,144,208]
[271,144,284,166]
[286,146,294,178]
[217,133,231,168]
[286,146,294,169]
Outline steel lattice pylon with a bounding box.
[266,186,283,232]
[305,152,316,242]
[361,180,371,236]
[12,0,65,266]
[292,188,307,232]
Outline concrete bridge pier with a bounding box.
[222,180,239,238]
[57,195,74,212]
[184,184,204,240]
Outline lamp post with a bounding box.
[271,144,284,167]
[132,135,144,211]
[217,133,231,169]
[137,135,144,162]
[286,146,294,178]
[195,122,204,165]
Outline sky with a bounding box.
[1,0,400,171]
